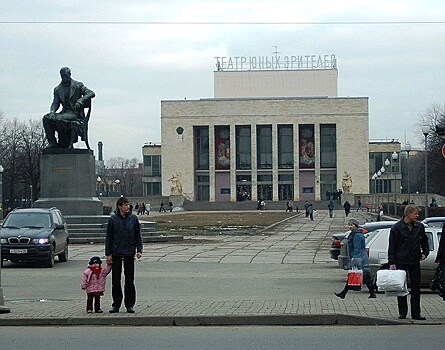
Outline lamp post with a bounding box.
[377,170,382,213]
[404,142,412,204]
[422,126,430,218]
[392,151,399,216]
[96,176,101,197]
[372,173,377,211]
[384,158,390,210]
[0,165,10,313]
[115,179,121,196]
[0,165,3,220]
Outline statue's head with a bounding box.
[59,67,71,85]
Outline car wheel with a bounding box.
[58,244,68,262]
[43,245,55,268]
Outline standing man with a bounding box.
[105,197,143,313]
[388,204,429,320]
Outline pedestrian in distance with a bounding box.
[327,200,334,218]
[357,199,363,211]
[434,222,445,301]
[304,201,310,217]
[308,203,315,221]
[286,201,293,212]
[145,203,151,215]
[335,218,376,299]
[365,201,371,213]
[169,201,173,212]
[81,256,112,313]
[105,196,143,314]
[388,204,429,320]
[159,201,166,212]
[343,200,351,217]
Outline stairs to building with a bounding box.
[64,215,175,244]
[183,200,343,211]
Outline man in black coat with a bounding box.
[105,197,143,313]
[388,204,429,320]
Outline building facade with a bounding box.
[160,65,369,203]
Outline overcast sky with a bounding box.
[1,1,444,161]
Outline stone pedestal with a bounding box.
[342,193,355,206]
[169,195,185,207]
[34,149,103,216]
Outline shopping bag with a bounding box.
[347,270,363,291]
[376,269,406,292]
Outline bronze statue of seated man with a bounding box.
[42,67,95,149]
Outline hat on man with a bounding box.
[348,218,360,227]
[89,256,102,265]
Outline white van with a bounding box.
[366,227,441,287]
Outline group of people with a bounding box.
[335,204,445,321]
[303,201,315,221]
[81,196,143,313]
[134,202,150,215]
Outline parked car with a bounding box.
[0,207,69,268]
[366,226,441,287]
[330,220,397,261]
[422,217,445,228]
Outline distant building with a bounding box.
[155,55,371,202]
[142,142,162,196]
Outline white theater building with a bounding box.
[160,54,369,203]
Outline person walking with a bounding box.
[388,204,429,320]
[159,201,166,212]
[304,201,310,217]
[105,197,143,313]
[343,201,351,217]
[81,256,112,313]
[308,203,315,221]
[357,199,362,211]
[335,218,376,299]
[327,200,334,218]
[434,223,445,300]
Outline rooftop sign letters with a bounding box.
[215,54,337,72]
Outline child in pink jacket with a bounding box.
[81,256,112,313]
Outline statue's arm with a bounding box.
[49,89,60,114]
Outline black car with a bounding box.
[1,207,69,268]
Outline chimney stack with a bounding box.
[98,141,103,161]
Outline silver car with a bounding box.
[366,227,440,287]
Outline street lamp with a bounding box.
[384,158,390,209]
[0,164,10,313]
[115,179,120,196]
[379,166,385,214]
[372,173,377,210]
[392,151,399,216]
[377,170,382,212]
[404,142,412,204]
[422,126,430,218]
[0,165,3,220]
[96,176,101,197]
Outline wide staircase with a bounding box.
[64,215,183,244]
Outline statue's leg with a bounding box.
[42,114,58,147]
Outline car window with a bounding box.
[425,231,434,251]
[4,212,51,228]
[52,211,61,226]
[425,221,445,228]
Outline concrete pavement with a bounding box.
[1,209,445,326]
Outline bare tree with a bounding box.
[104,157,142,196]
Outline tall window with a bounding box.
[236,126,251,170]
[278,125,293,169]
[196,175,210,201]
[257,125,272,169]
[320,124,336,168]
[143,155,161,176]
[278,174,293,200]
[194,127,209,170]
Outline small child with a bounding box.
[81,256,111,313]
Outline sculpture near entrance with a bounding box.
[42,67,95,149]
[342,171,353,193]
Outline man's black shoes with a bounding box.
[127,307,135,313]
[398,314,406,319]
[412,315,426,320]
[109,307,119,313]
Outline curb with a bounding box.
[0,314,401,327]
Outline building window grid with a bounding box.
[256,125,272,169]
[195,127,209,170]
[236,126,252,170]
[278,125,294,169]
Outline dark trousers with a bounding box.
[111,255,136,309]
[396,262,421,317]
[86,293,101,312]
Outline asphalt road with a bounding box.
[1,325,444,350]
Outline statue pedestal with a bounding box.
[342,193,355,206]
[34,149,103,215]
[169,195,185,207]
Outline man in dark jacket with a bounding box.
[388,204,429,320]
[105,196,143,313]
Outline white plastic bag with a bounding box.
[376,269,407,293]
